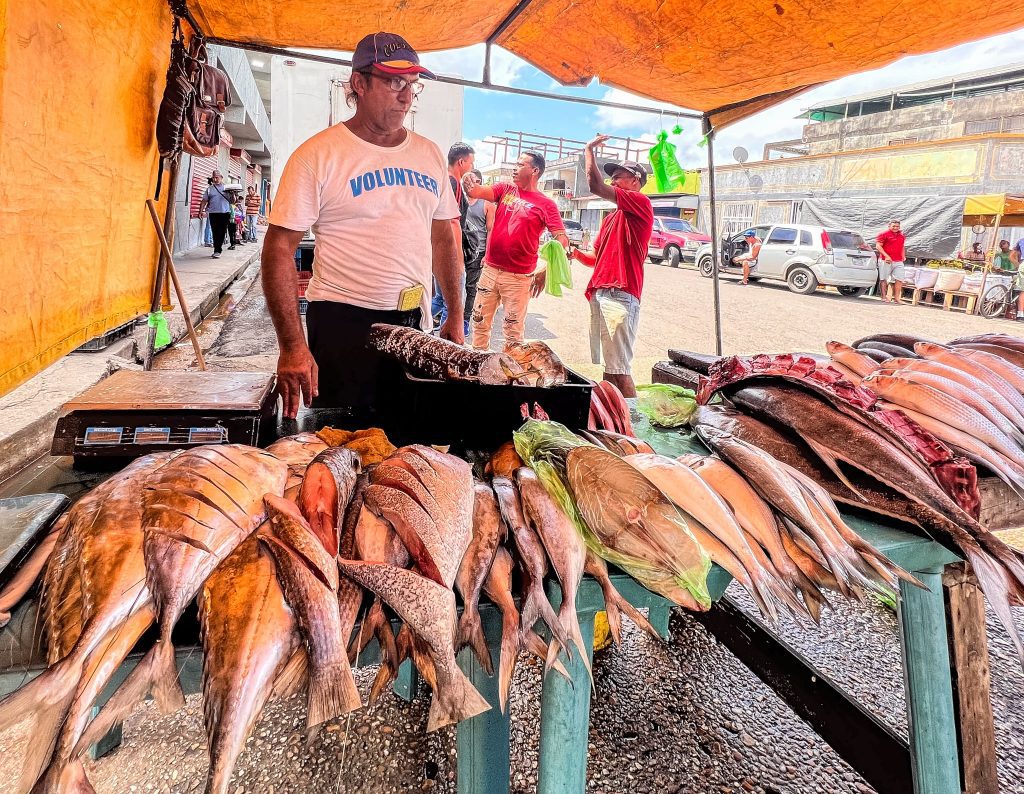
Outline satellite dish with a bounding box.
[733,146,749,164]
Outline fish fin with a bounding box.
[425,664,491,732]
[306,661,362,730]
[256,532,334,591]
[369,657,398,704]
[801,439,868,501]
[72,644,162,757]
[152,640,186,714]
[148,528,214,555]
[964,547,1024,667]
[272,650,308,700]
[458,609,494,676]
[523,630,572,685]
[410,634,438,693]
[527,587,572,658]
[558,602,594,688]
[375,611,398,674]
[602,597,623,646]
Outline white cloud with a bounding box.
[590,32,1024,166]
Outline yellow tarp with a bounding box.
[965,194,1024,216]
[192,0,1023,125]
[0,0,171,395]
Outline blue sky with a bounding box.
[417,32,1023,169]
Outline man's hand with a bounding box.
[531,269,547,298]
[276,344,318,419]
[438,315,465,345]
[587,134,612,150]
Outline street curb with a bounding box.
[0,248,261,490]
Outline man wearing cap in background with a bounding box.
[262,32,462,418]
[569,134,654,397]
[465,151,568,350]
[733,229,761,286]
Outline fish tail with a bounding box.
[152,640,186,714]
[305,661,362,730]
[425,663,490,732]
[522,629,572,685]
[496,609,519,713]
[599,588,624,645]
[799,584,827,624]
[368,657,398,704]
[458,609,494,676]
[410,634,438,693]
[348,600,383,664]
[31,758,95,794]
[558,602,593,687]
[531,588,572,656]
[963,546,1024,666]
[271,649,308,700]
[374,612,398,672]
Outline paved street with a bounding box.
[525,261,1021,383]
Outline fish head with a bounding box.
[825,341,850,355]
[878,357,911,372]
[914,341,953,359]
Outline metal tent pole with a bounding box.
[703,117,724,356]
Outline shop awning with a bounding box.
[191,0,1024,127]
[965,194,1024,216]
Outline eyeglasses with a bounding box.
[363,72,425,95]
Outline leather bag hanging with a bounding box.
[182,37,232,157]
[154,18,193,158]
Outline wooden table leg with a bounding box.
[898,568,960,794]
[457,607,510,794]
[537,610,596,794]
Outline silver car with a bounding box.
[696,223,879,296]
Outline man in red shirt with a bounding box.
[466,151,568,349]
[876,219,907,304]
[570,135,654,397]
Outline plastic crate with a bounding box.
[380,366,593,451]
[76,320,135,352]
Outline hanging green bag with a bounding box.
[540,239,572,297]
[647,130,689,193]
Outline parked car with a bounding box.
[563,219,585,246]
[648,217,712,267]
[695,224,878,296]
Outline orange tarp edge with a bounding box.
[0,0,172,395]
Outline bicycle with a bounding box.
[979,270,1020,319]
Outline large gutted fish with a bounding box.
[369,323,524,385]
[266,433,329,499]
[455,483,505,674]
[0,452,179,794]
[199,535,299,794]
[503,340,568,387]
[481,547,520,713]
[335,560,490,731]
[916,342,1024,403]
[516,467,590,675]
[949,332,1024,352]
[825,341,878,378]
[954,342,1024,369]
[259,494,361,728]
[296,447,361,556]
[143,445,288,712]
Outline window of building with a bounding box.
[965,118,1000,135]
[766,227,798,245]
[721,202,755,238]
[1004,115,1024,133]
[888,136,919,145]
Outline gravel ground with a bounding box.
[6,253,1022,792]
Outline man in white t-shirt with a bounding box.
[263,32,463,418]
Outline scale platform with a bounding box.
[52,370,278,460]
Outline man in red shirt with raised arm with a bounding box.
[466,151,568,349]
[570,134,654,397]
[876,219,907,304]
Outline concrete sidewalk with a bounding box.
[0,237,262,484]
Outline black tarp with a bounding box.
[799,195,964,259]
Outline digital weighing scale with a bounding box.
[51,370,277,461]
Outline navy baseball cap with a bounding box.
[742,229,757,238]
[351,32,436,79]
[603,160,648,186]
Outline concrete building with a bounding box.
[171,45,273,253]
[269,56,464,195]
[700,63,1024,255]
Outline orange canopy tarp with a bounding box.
[191,0,1022,123]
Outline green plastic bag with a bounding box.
[647,130,688,194]
[636,383,698,428]
[147,310,171,349]
[540,239,572,297]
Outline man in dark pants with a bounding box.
[261,32,463,418]
[198,170,236,258]
[462,168,491,334]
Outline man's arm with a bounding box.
[876,235,892,261]
[484,201,495,232]
[432,218,465,344]
[262,224,317,418]
[572,247,597,267]
[198,190,209,216]
[467,184,497,202]
[585,134,617,203]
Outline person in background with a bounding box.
[1014,237,1024,269]
[233,194,247,244]
[465,151,568,349]
[203,176,214,246]
[462,168,493,335]
[876,219,906,304]
[994,239,1015,271]
[432,141,475,328]
[245,186,261,242]
[961,241,986,262]
[262,32,461,418]
[198,170,234,258]
[733,230,761,286]
[569,135,654,397]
